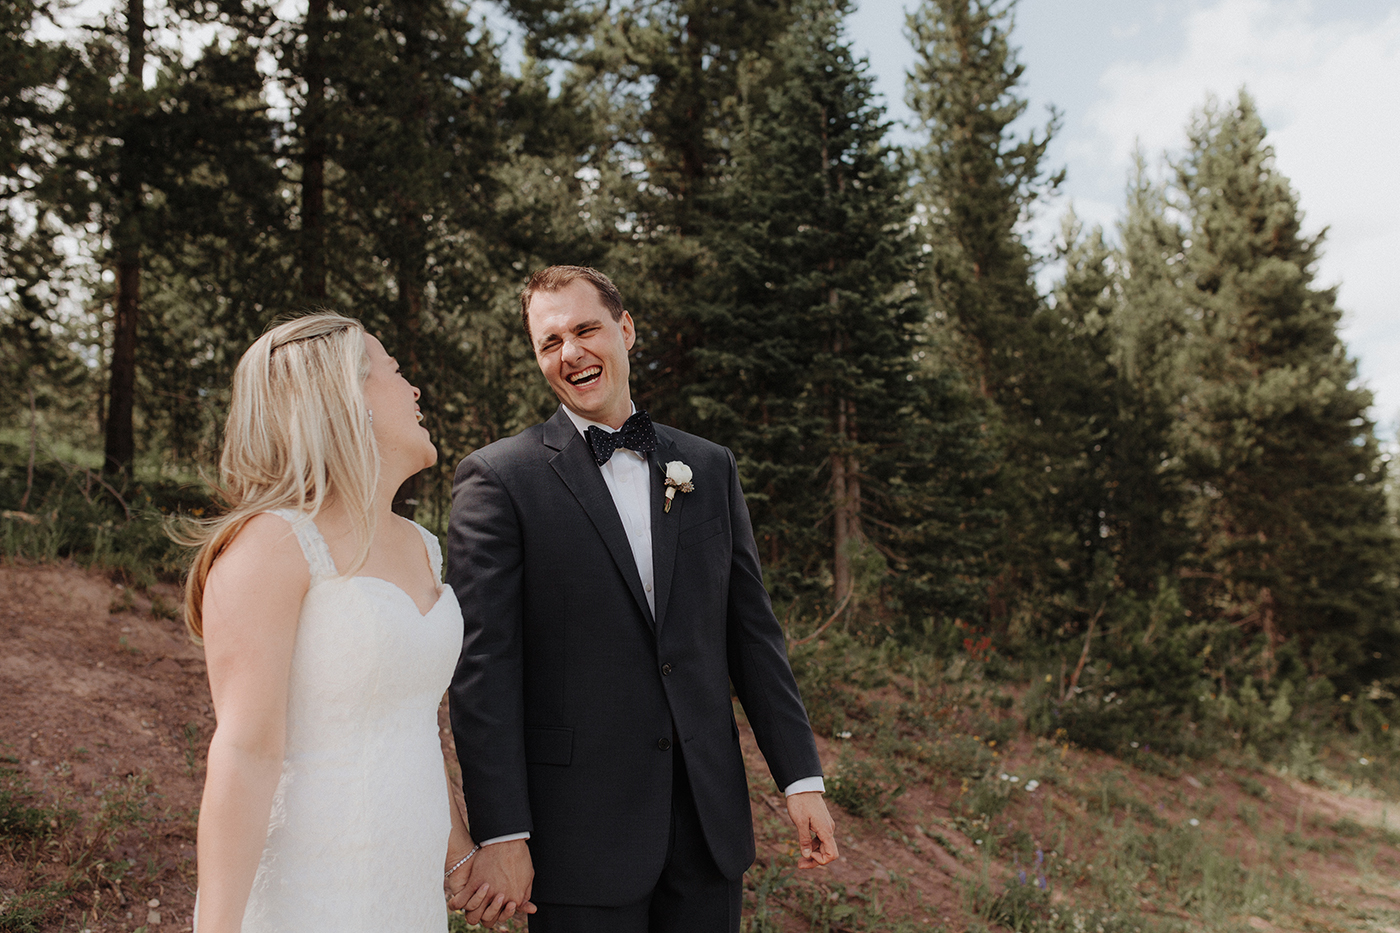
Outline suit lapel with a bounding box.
[545,408,656,629]
[649,430,682,637]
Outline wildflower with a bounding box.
[1188,818,1199,826]
[1025,779,1040,792]
[1130,741,1139,748]
[1359,757,1370,765]
[999,773,1010,781]
[1010,776,1020,783]
[838,731,852,739]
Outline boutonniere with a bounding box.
[662,460,694,513]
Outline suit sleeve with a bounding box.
[447,452,533,840]
[721,447,824,791]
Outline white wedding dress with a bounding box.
[200,509,463,933]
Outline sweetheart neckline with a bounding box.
[333,575,452,619]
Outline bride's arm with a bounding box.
[440,700,484,904]
[195,515,309,933]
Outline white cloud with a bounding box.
[1079,0,1400,428]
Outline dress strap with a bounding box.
[411,521,444,582]
[265,509,339,582]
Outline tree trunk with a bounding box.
[102,0,145,478]
[1259,586,1276,683]
[299,0,328,303]
[391,274,423,520]
[833,395,861,606]
[832,425,851,603]
[830,287,861,607]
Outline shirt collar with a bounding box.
[561,401,637,439]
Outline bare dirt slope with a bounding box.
[3,560,1399,933]
[1,561,209,931]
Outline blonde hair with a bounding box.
[180,313,378,639]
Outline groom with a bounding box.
[446,265,837,932]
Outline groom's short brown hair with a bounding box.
[520,266,625,341]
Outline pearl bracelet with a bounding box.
[445,844,481,879]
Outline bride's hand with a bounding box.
[447,871,493,919]
[444,842,478,900]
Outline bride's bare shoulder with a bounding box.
[207,512,311,597]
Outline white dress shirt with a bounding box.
[563,406,657,616]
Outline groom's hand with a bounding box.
[450,839,535,927]
[787,792,839,868]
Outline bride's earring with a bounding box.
[367,409,374,425]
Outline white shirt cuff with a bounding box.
[783,776,825,796]
[478,832,531,845]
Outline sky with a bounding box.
[845,0,1400,435]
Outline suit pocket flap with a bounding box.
[524,726,573,766]
[679,516,723,550]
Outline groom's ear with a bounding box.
[621,310,637,351]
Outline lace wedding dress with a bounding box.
[200,509,463,933]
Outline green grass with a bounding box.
[0,444,207,585]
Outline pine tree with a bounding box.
[676,0,1000,631]
[285,0,528,515]
[907,0,1087,638]
[1109,156,1194,594]
[492,0,805,417]
[1171,92,1396,690]
[100,0,149,477]
[0,1,91,440]
[905,0,1060,401]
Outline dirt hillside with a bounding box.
[2,560,1399,932]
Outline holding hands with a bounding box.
[445,839,536,928]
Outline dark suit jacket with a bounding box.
[446,406,822,906]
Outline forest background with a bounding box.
[3,0,1398,791]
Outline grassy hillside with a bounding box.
[2,561,1397,932]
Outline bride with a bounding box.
[182,313,524,932]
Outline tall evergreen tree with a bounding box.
[673,0,995,633]
[289,0,525,515]
[44,6,293,469]
[0,1,91,438]
[905,0,1059,401]
[686,0,920,613]
[1170,92,1396,689]
[1109,156,1194,595]
[493,0,804,419]
[907,0,1086,638]
[100,0,149,477]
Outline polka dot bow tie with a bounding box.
[587,410,658,466]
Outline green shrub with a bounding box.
[920,733,996,781]
[988,877,1050,932]
[0,882,66,933]
[0,450,205,583]
[1236,774,1269,799]
[0,769,57,842]
[1331,817,1364,838]
[1123,747,1182,779]
[957,776,1012,820]
[826,753,902,819]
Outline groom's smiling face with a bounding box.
[529,278,637,429]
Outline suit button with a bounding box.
[661,663,673,676]
[657,738,672,751]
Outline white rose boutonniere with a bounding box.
[663,460,694,513]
